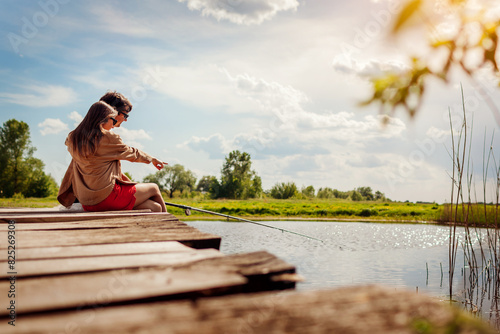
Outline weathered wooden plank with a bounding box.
[0,216,184,231]
[0,216,221,250]
[0,207,81,214]
[179,250,297,293]
[0,228,221,250]
[0,251,293,316]
[183,250,295,278]
[0,211,172,223]
[0,241,193,261]
[0,248,224,278]
[2,285,495,334]
[0,207,151,214]
[0,266,247,317]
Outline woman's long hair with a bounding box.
[69,101,117,157]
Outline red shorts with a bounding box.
[82,182,136,212]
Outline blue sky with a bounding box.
[1,0,499,203]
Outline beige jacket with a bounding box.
[57,131,153,207]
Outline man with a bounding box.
[99,91,132,128]
[98,91,139,183]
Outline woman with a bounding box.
[57,101,167,212]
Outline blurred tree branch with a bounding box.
[363,0,500,124]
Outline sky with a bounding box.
[1,0,500,203]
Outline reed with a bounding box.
[446,88,500,328]
[439,203,500,227]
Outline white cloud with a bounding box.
[150,64,262,114]
[176,69,406,160]
[182,133,231,159]
[346,153,384,168]
[69,111,83,127]
[178,0,299,25]
[226,71,406,142]
[332,56,408,79]
[0,84,77,107]
[38,118,69,136]
[426,126,449,142]
[182,111,405,161]
[225,70,307,121]
[72,70,119,92]
[114,127,152,150]
[88,3,154,37]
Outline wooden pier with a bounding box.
[0,208,496,333]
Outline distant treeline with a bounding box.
[143,150,388,201]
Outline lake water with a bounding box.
[186,220,499,328]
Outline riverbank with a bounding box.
[165,198,445,223]
[0,197,442,223]
[2,196,497,226]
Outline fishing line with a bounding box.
[164,201,324,243]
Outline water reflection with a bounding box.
[187,220,499,328]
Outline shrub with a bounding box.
[359,209,378,217]
[335,209,354,216]
[270,182,298,199]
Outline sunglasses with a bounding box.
[110,118,117,126]
[119,111,129,119]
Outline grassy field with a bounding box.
[0,196,61,208]
[4,196,497,226]
[163,198,442,223]
[0,196,446,223]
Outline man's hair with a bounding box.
[99,91,132,113]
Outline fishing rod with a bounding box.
[164,201,324,243]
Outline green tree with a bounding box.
[196,175,221,198]
[143,171,164,191]
[317,187,335,199]
[0,119,33,196]
[270,182,298,199]
[351,190,363,201]
[24,157,58,197]
[247,175,263,199]
[301,185,315,198]
[356,187,374,201]
[375,190,386,201]
[333,189,349,199]
[219,150,261,199]
[0,119,53,198]
[197,175,213,193]
[143,164,196,198]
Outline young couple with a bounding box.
[57,91,167,213]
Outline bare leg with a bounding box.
[134,199,162,212]
[133,183,167,212]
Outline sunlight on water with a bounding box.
[187,221,480,290]
[187,220,498,327]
